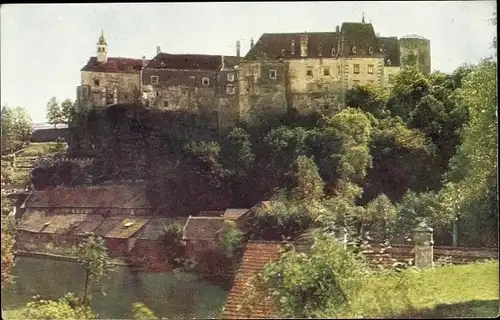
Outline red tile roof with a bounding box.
[221,242,283,319]
[81,57,146,73]
[182,216,225,241]
[145,53,239,71]
[24,185,151,209]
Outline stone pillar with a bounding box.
[414,222,434,269]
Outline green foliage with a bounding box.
[363,194,397,240]
[162,222,186,267]
[221,127,255,176]
[219,220,243,258]
[259,236,371,318]
[1,105,33,154]
[132,302,158,320]
[345,83,390,118]
[23,293,96,320]
[61,98,77,124]
[76,235,115,305]
[1,213,16,289]
[290,155,324,203]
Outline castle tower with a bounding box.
[97,30,108,63]
[399,34,431,74]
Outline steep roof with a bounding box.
[183,216,225,241]
[24,185,151,209]
[221,242,283,319]
[81,57,146,74]
[244,32,340,61]
[144,53,239,71]
[378,36,401,66]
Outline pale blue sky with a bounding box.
[1,2,496,123]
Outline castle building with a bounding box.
[76,31,147,111]
[76,19,430,126]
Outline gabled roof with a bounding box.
[144,53,239,71]
[224,209,249,220]
[81,57,146,74]
[183,216,226,241]
[378,36,401,66]
[24,185,151,209]
[221,242,283,319]
[339,22,383,58]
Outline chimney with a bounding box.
[236,41,241,57]
[157,46,161,54]
[142,54,147,67]
[336,25,340,33]
[291,40,296,55]
[250,37,254,49]
[221,55,225,70]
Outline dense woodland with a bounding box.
[22,60,495,248]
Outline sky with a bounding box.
[1,2,496,123]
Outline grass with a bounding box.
[16,142,67,158]
[2,306,25,319]
[340,260,499,318]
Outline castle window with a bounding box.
[202,77,210,86]
[352,46,357,54]
[369,47,373,54]
[331,48,336,56]
[226,84,235,95]
[353,80,361,86]
[151,76,159,84]
[353,64,360,74]
[227,73,235,82]
[387,59,392,66]
[94,79,100,86]
[291,40,295,55]
[306,67,314,77]
[323,67,330,76]
[368,64,374,74]
[163,100,168,108]
[269,69,277,79]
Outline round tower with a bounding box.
[97,30,108,63]
[399,34,431,74]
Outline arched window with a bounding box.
[331,48,336,56]
[368,47,373,54]
[352,46,357,54]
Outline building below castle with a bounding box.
[76,16,431,126]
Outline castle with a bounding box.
[76,17,431,127]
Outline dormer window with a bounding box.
[151,76,159,85]
[281,49,285,57]
[352,46,357,54]
[226,84,235,95]
[202,77,210,86]
[160,61,166,68]
[269,69,277,79]
[331,48,336,56]
[227,73,235,82]
[368,47,373,54]
[387,59,392,66]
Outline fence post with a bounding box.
[414,221,434,269]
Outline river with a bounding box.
[1,256,228,319]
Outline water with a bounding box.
[1,256,228,319]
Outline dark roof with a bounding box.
[105,217,150,239]
[135,217,189,240]
[144,53,239,71]
[223,56,243,69]
[81,57,146,73]
[244,32,340,61]
[93,216,126,237]
[183,216,225,241]
[24,185,151,209]
[339,22,383,58]
[224,209,249,220]
[221,242,283,319]
[18,210,48,233]
[71,215,106,235]
[378,36,401,66]
[41,214,87,235]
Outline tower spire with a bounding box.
[97,30,108,63]
[362,12,365,23]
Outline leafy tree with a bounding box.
[345,83,390,118]
[1,105,33,154]
[362,193,397,240]
[1,213,16,289]
[23,293,96,320]
[219,220,243,259]
[387,66,431,121]
[221,127,255,176]
[76,235,115,305]
[46,97,64,128]
[255,236,370,318]
[61,98,77,124]
[290,155,324,203]
[132,302,158,320]
[162,222,186,267]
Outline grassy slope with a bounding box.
[15,142,67,158]
[343,260,499,318]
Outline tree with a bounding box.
[76,235,115,305]
[221,127,255,176]
[219,220,243,259]
[132,302,158,320]
[46,97,64,128]
[23,293,96,320]
[290,155,324,203]
[61,98,77,124]
[362,194,397,240]
[1,213,16,289]
[345,83,390,119]
[1,105,33,154]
